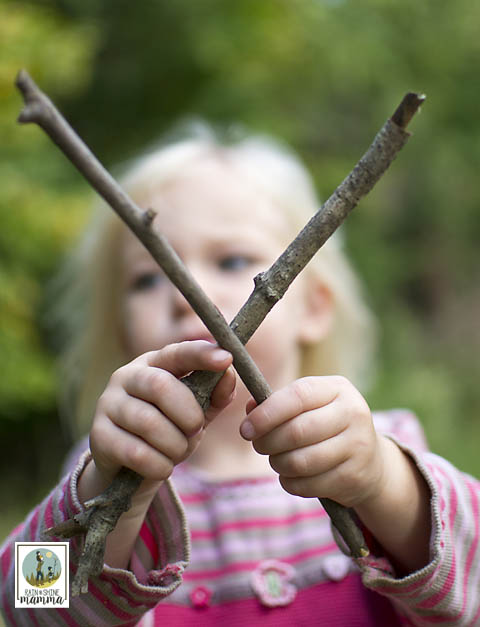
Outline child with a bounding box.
[1,127,479,626]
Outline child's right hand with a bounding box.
[87,341,235,491]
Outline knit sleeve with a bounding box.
[357,411,480,625]
[0,449,190,626]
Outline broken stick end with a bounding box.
[391,92,426,130]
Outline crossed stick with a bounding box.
[15,70,425,595]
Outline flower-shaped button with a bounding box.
[251,560,297,607]
[190,585,212,608]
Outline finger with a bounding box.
[124,367,207,436]
[269,433,349,479]
[240,377,339,441]
[205,366,237,423]
[278,459,361,505]
[278,473,338,500]
[253,405,346,456]
[91,416,175,483]
[108,394,189,463]
[145,341,233,377]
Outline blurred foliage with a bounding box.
[1,0,480,535]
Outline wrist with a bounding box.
[353,436,432,573]
[77,458,112,505]
[78,459,162,514]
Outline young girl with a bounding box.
[2,127,479,626]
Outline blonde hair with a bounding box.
[53,123,377,440]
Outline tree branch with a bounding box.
[15,70,424,595]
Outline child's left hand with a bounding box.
[240,376,387,509]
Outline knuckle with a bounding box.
[109,365,128,386]
[290,378,308,405]
[174,437,189,461]
[156,457,174,480]
[288,450,309,476]
[124,441,145,470]
[89,420,107,451]
[289,419,306,449]
[136,404,158,436]
[183,407,205,437]
[145,368,170,397]
[330,375,350,391]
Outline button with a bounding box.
[190,585,212,608]
[322,554,351,582]
[251,560,297,607]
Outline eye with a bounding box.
[130,271,164,292]
[217,254,255,272]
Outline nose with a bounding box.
[171,286,195,318]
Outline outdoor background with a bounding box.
[1,0,479,541]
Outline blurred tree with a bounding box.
[0,0,98,531]
[0,2,97,416]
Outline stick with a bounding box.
[15,70,424,594]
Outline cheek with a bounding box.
[245,297,303,384]
[121,297,166,357]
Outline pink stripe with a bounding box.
[456,479,480,623]
[140,521,159,565]
[29,509,39,541]
[26,608,41,626]
[191,521,332,563]
[472,601,480,625]
[58,481,69,518]
[1,543,12,578]
[147,505,168,568]
[184,542,337,581]
[69,562,137,621]
[462,479,479,581]
[417,473,479,619]
[191,508,326,540]
[2,587,18,627]
[434,464,458,531]
[56,608,81,627]
[181,492,210,504]
[44,496,54,529]
[71,593,111,627]
[418,553,456,610]
[416,467,458,610]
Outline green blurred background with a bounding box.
[1,0,479,541]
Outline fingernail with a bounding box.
[240,420,255,440]
[211,349,231,363]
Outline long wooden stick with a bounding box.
[15,70,424,595]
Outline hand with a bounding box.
[89,341,236,488]
[240,376,386,509]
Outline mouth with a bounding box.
[180,333,216,344]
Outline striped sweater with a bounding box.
[1,409,480,626]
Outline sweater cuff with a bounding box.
[355,437,443,593]
[58,451,190,609]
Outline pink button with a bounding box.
[190,585,212,608]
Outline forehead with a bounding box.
[125,157,292,254]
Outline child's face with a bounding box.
[119,157,330,393]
